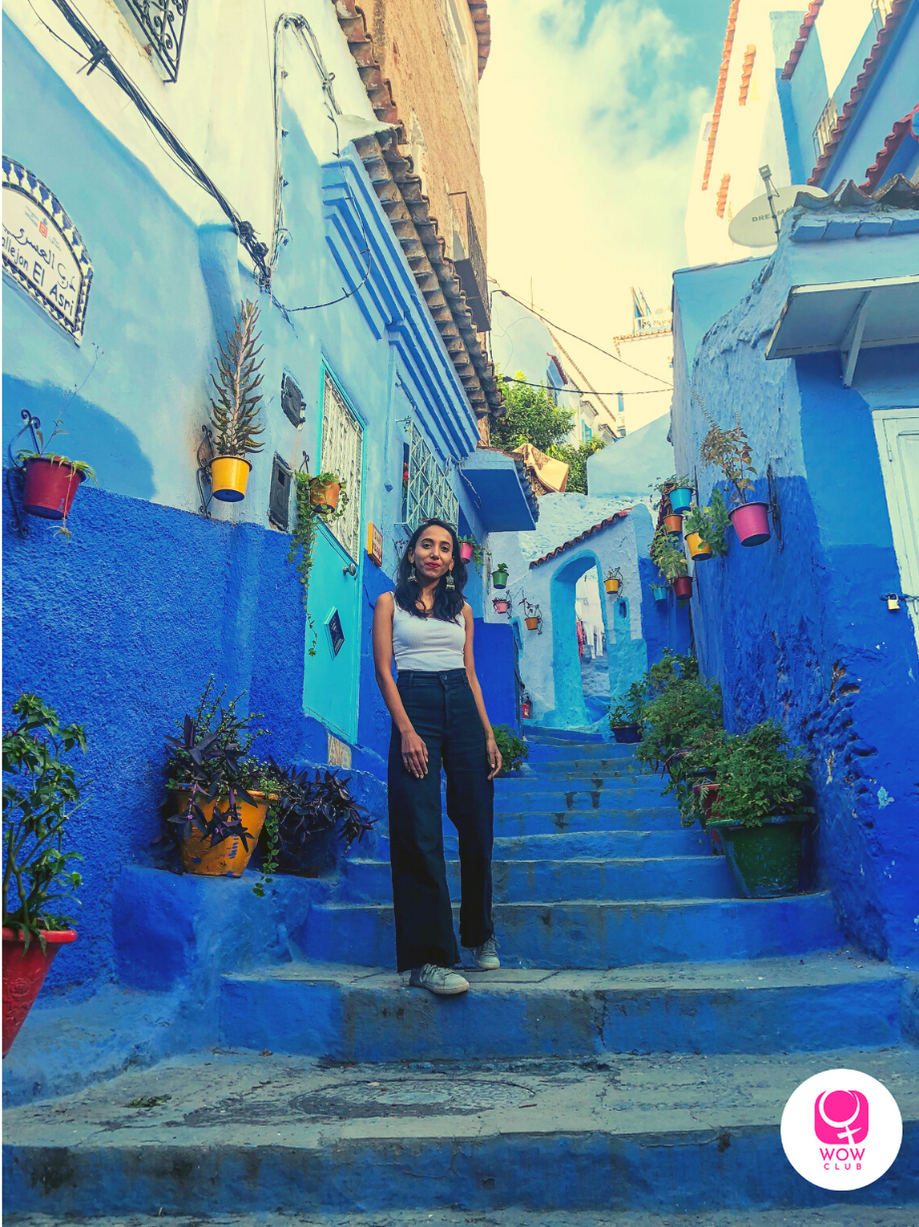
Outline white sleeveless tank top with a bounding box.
[392,598,466,671]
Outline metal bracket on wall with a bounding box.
[5,410,44,537]
[766,464,783,552]
[196,425,216,518]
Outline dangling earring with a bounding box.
[446,570,455,591]
[407,556,418,583]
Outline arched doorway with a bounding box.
[549,551,612,728]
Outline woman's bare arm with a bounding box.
[372,593,429,778]
[462,604,503,780]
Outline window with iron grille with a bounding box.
[872,0,894,30]
[401,426,459,533]
[320,372,363,562]
[812,97,838,164]
[114,0,188,82]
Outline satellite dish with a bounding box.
[729,185,828,247]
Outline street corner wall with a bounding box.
[671,265,919,963]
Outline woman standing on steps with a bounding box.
[372,518,503,996]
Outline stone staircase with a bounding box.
[4,730,918,1219]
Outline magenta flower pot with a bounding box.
[459,542,475,563]
[729,501,771,547]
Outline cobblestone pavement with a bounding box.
[6,1207,919,1226]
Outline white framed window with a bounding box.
[873,407,919,648]
[320,371,363,562]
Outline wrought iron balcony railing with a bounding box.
[117,0,188,83]
[812,96,838,164]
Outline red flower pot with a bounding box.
[2,927,77,1055]
[22,458,86,520]
[671,575,693,601]
[459,542,475,563]
[729,501,771,547]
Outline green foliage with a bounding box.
[652,474,692,503]
[708,721,813,828]
[208,300,266,458]
[546,436,607,494]
[492,724,529,775]
[682,490,730,557]
[609,680,646,728]
[458,535,484,574]
[649,525,688,580]
[698,405,756,507]
[2,694,86,945]
[288,471,348,656]
[164,677,266,792]
[491,373,575,452]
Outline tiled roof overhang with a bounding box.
[529,510,631,569]
[781,0,826,81]
[808,0,913,186]
[333,1,503,419]
[702,0,740,191]
[467,2,492,79]
[861,101,919,191]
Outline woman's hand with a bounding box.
[401,728,429,778]
[486,734,503,781]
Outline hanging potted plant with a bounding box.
[257,762,373,881]
[288,467,349,656]
[2,694,84,1056]
[491,562,509,590]
[492,595,511,615]
[309,472,346,512]
[164,680,271,878]
[681,493,731,563]
[650,526,692,601]
[207,299,265,502]
[663,512,683,534]
[11,402,97,535]
[608,680,646,743]
[457,535,483,572]
[699,408,771,547]
[603,567,623,595]
[653,474,694,516]
[519,597,542,631]
[707,721,813,897]
[650,580,670,602]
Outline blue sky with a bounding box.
[480,0,729,424]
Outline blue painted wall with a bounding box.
[671,217,919,964]
[1,16,502,995]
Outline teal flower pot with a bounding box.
[669,486,693,514]
[709,816,807,897]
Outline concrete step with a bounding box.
[300,892,844,969]
[526,741,634,762]
[341,854,736,904]
[10,1212,919,1227]
[535,757,649,776]
[525,727,606,743]
[492,807,682,837]
[6,1048,917,1216]
[373,828,718,863]
[494,783,670,809]
[217,954,909,1061]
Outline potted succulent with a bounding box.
[707,721,813,897]
[519,597,542,631]
[207,299,265,502]
[492,724,529,776]
[258,762,373,881]
[650,527,692,601]
[608,680,646,743]
[491,562,509,590]
[164,680,271,877]
[288,468,349,656]
[699,410,771,547]
[2,694,84,1055]
[603,567,623,595]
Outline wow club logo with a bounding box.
[781,1070,902,1191]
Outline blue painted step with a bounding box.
[218,955,908,1060]
[372,826,708,863]
[494,783,673,809]
[341,853,736,904]
[526,727,606,743]
[492,807,682,837]
[500,773,664,790]
[300,892,843,969]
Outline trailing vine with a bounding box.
[287,471,348,657]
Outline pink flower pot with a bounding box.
[459,542,475,563]
[729,501,771,547]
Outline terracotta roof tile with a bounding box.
[716,172,731,219]
[702,0,740,191]
[781,0,826,81]
[466,2,492,79]
[529,510,632,569]
[738,44,756,106]
[808,0,912,186]
[861,100,919,191]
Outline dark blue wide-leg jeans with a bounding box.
[388,669,495,972]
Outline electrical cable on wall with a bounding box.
[500,376,670,396]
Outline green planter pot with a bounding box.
[709,815,807,898]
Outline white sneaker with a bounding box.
[469,936,500,970]
[409,964,470,996]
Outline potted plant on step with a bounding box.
[707,720,814,897]
[609,680,646,743]
[2,694,85,1055]
[492,725,529,776]
[650,527,692,601]
[288,467,349,656]
[207,300,265,502]
[164,680,271,877]
[258,763,373,882]
[491,562,509,590]
[699,407,771,547]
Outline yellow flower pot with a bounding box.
[173,791,269,877]
[685,531,713,561]
[210,456,252,503]
[604,577,620,594]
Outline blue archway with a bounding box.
[549,550,612,728]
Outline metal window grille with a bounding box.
[812,97,838,163]
[872,0,894,29]
[320,374,363,561]
[403,426,458,533]
[116,0,188,82]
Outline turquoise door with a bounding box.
[303,370,364,743]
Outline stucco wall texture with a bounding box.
[672,221,919,964]
[358,0,487,263]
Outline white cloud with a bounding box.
[480,0,711,426]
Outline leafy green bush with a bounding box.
[682,490,731,557]
[492,725,529,775]
[708,721,813,827]
[609,681,646,728]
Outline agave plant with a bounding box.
[208,300,266,458]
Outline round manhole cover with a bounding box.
[291,1078,533,1119]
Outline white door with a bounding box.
[873,408,919,649]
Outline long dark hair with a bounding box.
[394,519,467,620]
